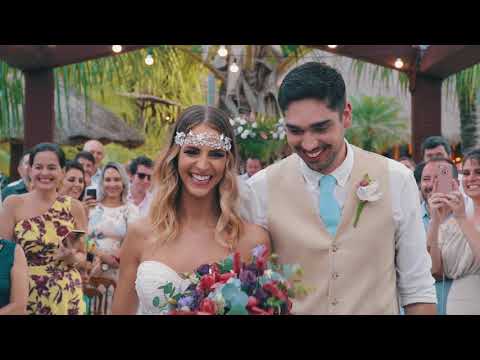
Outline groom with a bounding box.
[246,62,437,314]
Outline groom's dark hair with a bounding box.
[278,62,346,115]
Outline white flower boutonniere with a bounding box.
[353,174,382,228]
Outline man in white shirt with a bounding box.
[246,62,436,314]
[83,139,105,187]
[127,156,153,217]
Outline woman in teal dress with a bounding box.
[0,239,28,315]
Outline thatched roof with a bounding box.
[2,85,145,148]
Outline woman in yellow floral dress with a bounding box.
[0,143,88,315]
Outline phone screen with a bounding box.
[86,188,97,199]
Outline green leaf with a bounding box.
[159,282,174,295]
[218,257,233,272]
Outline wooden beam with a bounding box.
[419,45,480,79]
[410,75,443,162]
[0,45,151,70]
[309,45,418,73]
[24,69,55,149]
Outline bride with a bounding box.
[112,105,271,315]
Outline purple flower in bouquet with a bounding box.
[245,263,260,276]
[252,244,266,259]
[240,269,257,294]
[178,296,195,309]
[254,287,269,305]
[196,264,210,276]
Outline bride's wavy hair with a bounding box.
[149,105,243,249]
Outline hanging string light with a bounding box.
[145,48,154,66]
[394,58,404,69]
[112,45,123,53]
[229,58,239,73]
[218,45,228,57]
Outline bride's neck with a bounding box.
[178,191,220,227]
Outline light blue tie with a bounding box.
[319,175,341,237]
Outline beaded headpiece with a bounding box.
[174,131,232,152]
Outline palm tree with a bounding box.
[346,95,409,153]
[177,45,312,118]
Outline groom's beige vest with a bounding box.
[266,146,398,314]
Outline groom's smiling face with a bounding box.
[285,98,352,174]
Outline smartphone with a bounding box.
[62,230,86,247]
[86,188,97,200]
[436,164,453,193]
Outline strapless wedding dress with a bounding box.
[135,261,191,315]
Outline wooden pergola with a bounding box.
[311,45,480,161]
[0,45,480,167]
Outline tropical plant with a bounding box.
[346,95,408,153]
[350,54,480,153]
[177,45,313,118]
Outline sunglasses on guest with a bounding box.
[136,172,151,181]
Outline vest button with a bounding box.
[332,244,338,252]
[332,272,339,279]
[331,299,339,306]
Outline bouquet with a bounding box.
[152,245,306,315]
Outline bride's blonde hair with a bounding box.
[149,105,243,249]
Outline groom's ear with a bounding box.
[341,103,352,129]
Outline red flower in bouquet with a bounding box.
[199,298,217,314]
[233,252,242,275]
[263,282,288,302]
[199,274,216,291]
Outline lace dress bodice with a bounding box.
[135,261,191,315]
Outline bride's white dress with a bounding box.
[135,261,192,315]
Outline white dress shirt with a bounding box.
[246,140,437,307]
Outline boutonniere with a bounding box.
[353,174,382,228]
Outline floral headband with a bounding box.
[174,131,232,152]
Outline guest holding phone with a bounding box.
[428,149,480,314]
[87,162,139,313]
[0,143,88,315]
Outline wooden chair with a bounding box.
[83,286,104,315]
[84,277,117,315]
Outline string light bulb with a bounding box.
[327,45,338,49]
[229,59,239,73]
[145,49,154,66]
[394,58,404,69]
[218,45,228,57]
[112,45,122,53]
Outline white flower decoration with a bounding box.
[356,180,382,202]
